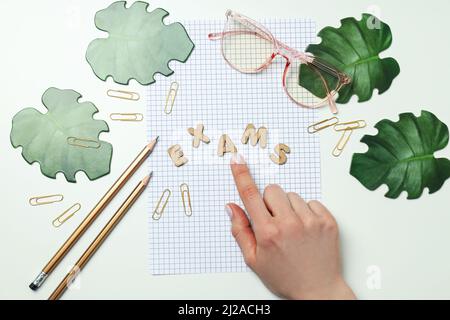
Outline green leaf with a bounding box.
[350,111,450,199]
[300,13,400,104]
[86,1,195,85]
[10,88,113,183]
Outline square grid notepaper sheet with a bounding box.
[146,19,320,275]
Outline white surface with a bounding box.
[146,19,320,274]
[1,0,450,300]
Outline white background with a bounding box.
[1,0,450,300]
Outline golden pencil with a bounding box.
[30,137,158,290]
[48,173,152,300]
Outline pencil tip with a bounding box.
[142,172,153,186]
[147,136,159,149]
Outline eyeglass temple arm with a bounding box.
[208,32,224,40]
[308,65,339,114]
[308,58,352,85]
[326,91,338,114]
[208,30,273,42]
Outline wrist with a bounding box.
[292,277,356,300]
[327,278,356,300]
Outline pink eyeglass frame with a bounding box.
[208,10,352,114]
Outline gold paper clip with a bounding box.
[110,113,144,122]
[107,89,140,101]
[52,203,81,228]
[164,82,179,115]
[180,183,192,217]
[67,137,101,149]
[332,129,353,157]
[308,117,339,134]
[334,120,366,132]
[29,194,64,206]
[152,189,171,221]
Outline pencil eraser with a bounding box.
[29,283,38,291]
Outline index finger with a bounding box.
[230,154,271,224]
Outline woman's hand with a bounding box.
[226,153,355,300]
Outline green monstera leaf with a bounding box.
[10,88,113,183]
[350,111,450,199]
[86,1,195,85]
[300,13,400,104]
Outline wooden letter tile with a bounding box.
[168,144,188,167]
[270,143,291,165]
[217,134,237,157]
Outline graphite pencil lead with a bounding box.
[147,136,159,149]
[142,172,153,186]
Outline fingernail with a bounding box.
[231,153,246,165]
[225,205,233,220]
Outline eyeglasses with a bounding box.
[208,10,351,114]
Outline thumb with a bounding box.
[226,203,257,267]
